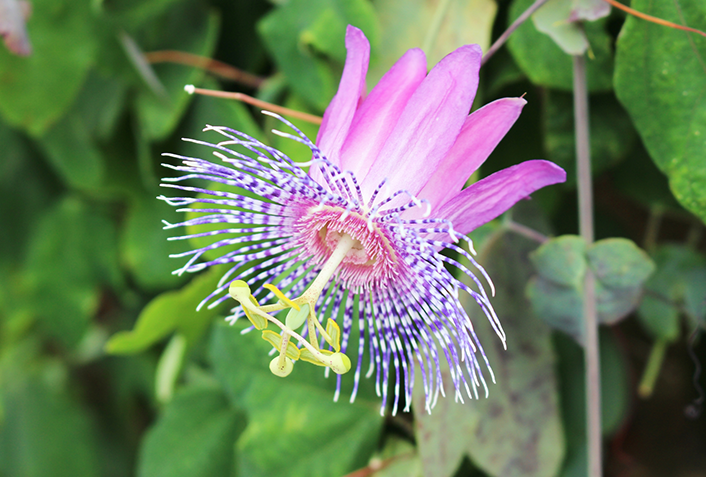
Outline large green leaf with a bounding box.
[120,193,191,290]
[209,321,383,477]
[0,0,99,136]
[0,365,99,477]
[614,0,706,223]
[106,265,229,354]
[137,384,243,477]
[369,0,496,83]
[23,197,122,348]
[554,330,629,476]
[39,109,106,191]
[507,0,613,91]
[258,0,379,111]
[414,232,564,477]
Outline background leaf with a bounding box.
[209,322,383,477]
[415,230,565,477]
[0,0,98,135]
[137,384,243,477]
[614,0,706,223]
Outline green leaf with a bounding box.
[507,0,613,91]
[526,276,584,342]
[0,372,99,477]
[120,193,192,290]
[637,245,706,339]
[528,237,655,343]
[134,5,220,140]
[544,91,636,186]
[257,0,379,111]
[369,0,496,83]
[137,384,243,477]
[0,0,99,135]
[106,265,228,354]
[532,0,590,55]
[24,197,121,348]
[530,235,586,287]
[0,122,57,267]
[39,110,106,191]
[587,238,655,289]
[614,0,706,223]
[209,321,383,477]
[554,330,629,476]
[415,232,564,477]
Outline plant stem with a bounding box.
[145,50,265,88]
[482,0,551,65]
[638,339,668,398]
[184,86,323,125]
[504,219,548,244]
[574,54,602,477]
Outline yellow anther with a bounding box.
[299,347,332,367]
[242,295,268,330]
[325,318,341,352]
[261,330,300,360]
[263,283,300,311]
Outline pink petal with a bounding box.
[416,97,527,210]
[338,48,427,180]
[359,44,482,199]
[435,160,566,235]
[315,25,370,169]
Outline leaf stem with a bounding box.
[145,50,266,88]
[637,339,668,398]
[573,54,602,477]
[482,0,551,65]
[601,0,706,38]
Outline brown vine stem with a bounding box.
[340,452,415,477]
[574,55,602,477]
[145,50,266,89]
[482,0,551,65]
[602,0,706,38]
[184,86,323,125]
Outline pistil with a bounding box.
[228,233,357,376]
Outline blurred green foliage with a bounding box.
[0,0,705,476]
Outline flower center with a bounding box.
[294,203,399,290]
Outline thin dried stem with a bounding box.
[482,0,551,65]
[185,86,323,125]
[574,55,602,477]
[602,0,706,38]
[505,220,548,244]
[146,50,266,88]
